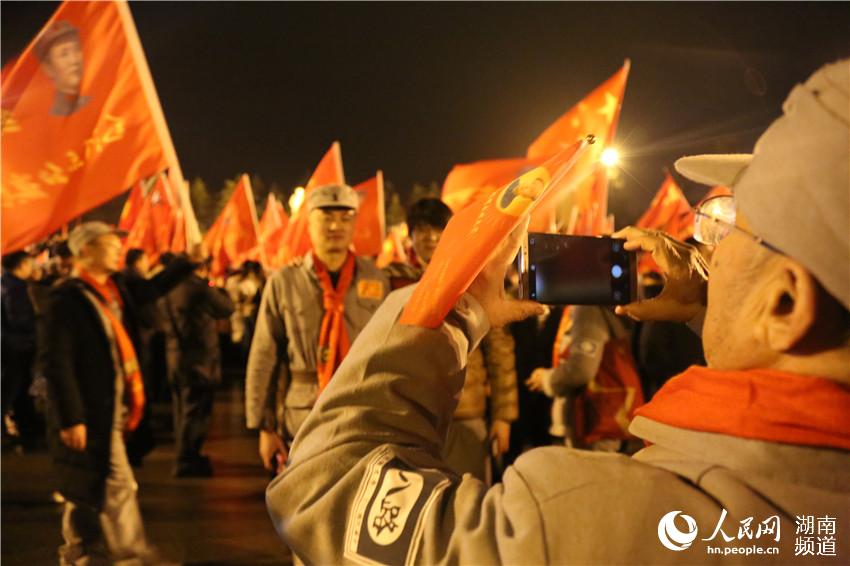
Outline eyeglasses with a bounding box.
[693,195,783,254]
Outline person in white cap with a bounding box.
[245,183,390,473]
[263,60,849,564]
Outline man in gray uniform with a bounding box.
[266,60,850,564]
[245,183,389,472]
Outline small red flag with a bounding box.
[441,157,540,213]
[401,139,589,328]
[203,174,262,276]
[280,142,345,263]
[118,180,145,232]
[636,173,695,273]
[352,171,386,257]
[528,61,630,230]
[123,173,177,264]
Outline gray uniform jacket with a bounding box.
[244,252,389,437]
[266,286,850,564]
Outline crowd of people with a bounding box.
[1,58,848,565]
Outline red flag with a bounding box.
[118,180,145,232]
[203,174,262,276]
[170,207,186,253]
[2,1,183,253]
[636,173,695,273]
[441,157,539,212]
[254,193,289,269]
[352,171,386,257]
[122,173,177,264]
[527,62,630,229]
[401,138,589,328]
[636,173,694,239]
[375,224,409,269]
[281,142,345,263]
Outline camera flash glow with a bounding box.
[600,148,620,167]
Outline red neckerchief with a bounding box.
[313,253,356,392]
[77,269,145,432]
[635,365,850,451]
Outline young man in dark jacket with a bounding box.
[44,222,193,565]
[162,253,234,477]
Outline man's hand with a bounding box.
[259,429,287,472]
[525,367,550,393]
[468,217,547,327]
[490,420,511,456]
[611,227,708,322]
[60,424,86,451]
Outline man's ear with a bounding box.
[762,259,817,352]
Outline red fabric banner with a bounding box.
[203,174,262,276]
[352,171,386,257]
[527,61,630,230]
[122,173,178,264]
[400,139,589,328]
[636,173,695,274]
[2,1,178,253]
[441,157,540,213]
[279,141,345,263]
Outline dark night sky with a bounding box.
[3,2,849,224]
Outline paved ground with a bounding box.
[1,382,292,565]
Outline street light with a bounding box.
[289,186,305,215]
[600,148,620,168]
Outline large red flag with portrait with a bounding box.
[352,171,385,257]
[1,1,182,253]
[278,141,345,263]
[203,174,262,276]
[401,139,589,328]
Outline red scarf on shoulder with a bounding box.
[314,253,356,393]
[636,366,850,451]
[77,270,146,432]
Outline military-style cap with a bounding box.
[34,20,81,63]
[675,58,849,310]
[68,221,125,257]
[306,183,360,213]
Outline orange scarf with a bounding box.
[636,366,850,451]
[314,253,356,392]
[77,270,146,432]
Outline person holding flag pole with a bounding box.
[265,57,850,564]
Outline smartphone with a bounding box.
[517,233,637,305]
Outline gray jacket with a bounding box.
[266,286,850,564]
[244,252,389,436]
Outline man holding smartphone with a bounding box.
[265,60,849,563]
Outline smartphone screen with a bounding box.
[518,233,637,305]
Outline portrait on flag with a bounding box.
[34,21,90,116]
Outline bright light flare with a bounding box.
[289,187,305,214]
[600,148,620,167]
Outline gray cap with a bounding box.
[68,221,125,257]
[675,59,849,309]
[306,183,360,213]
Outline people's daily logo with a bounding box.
[657,511,698,551]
